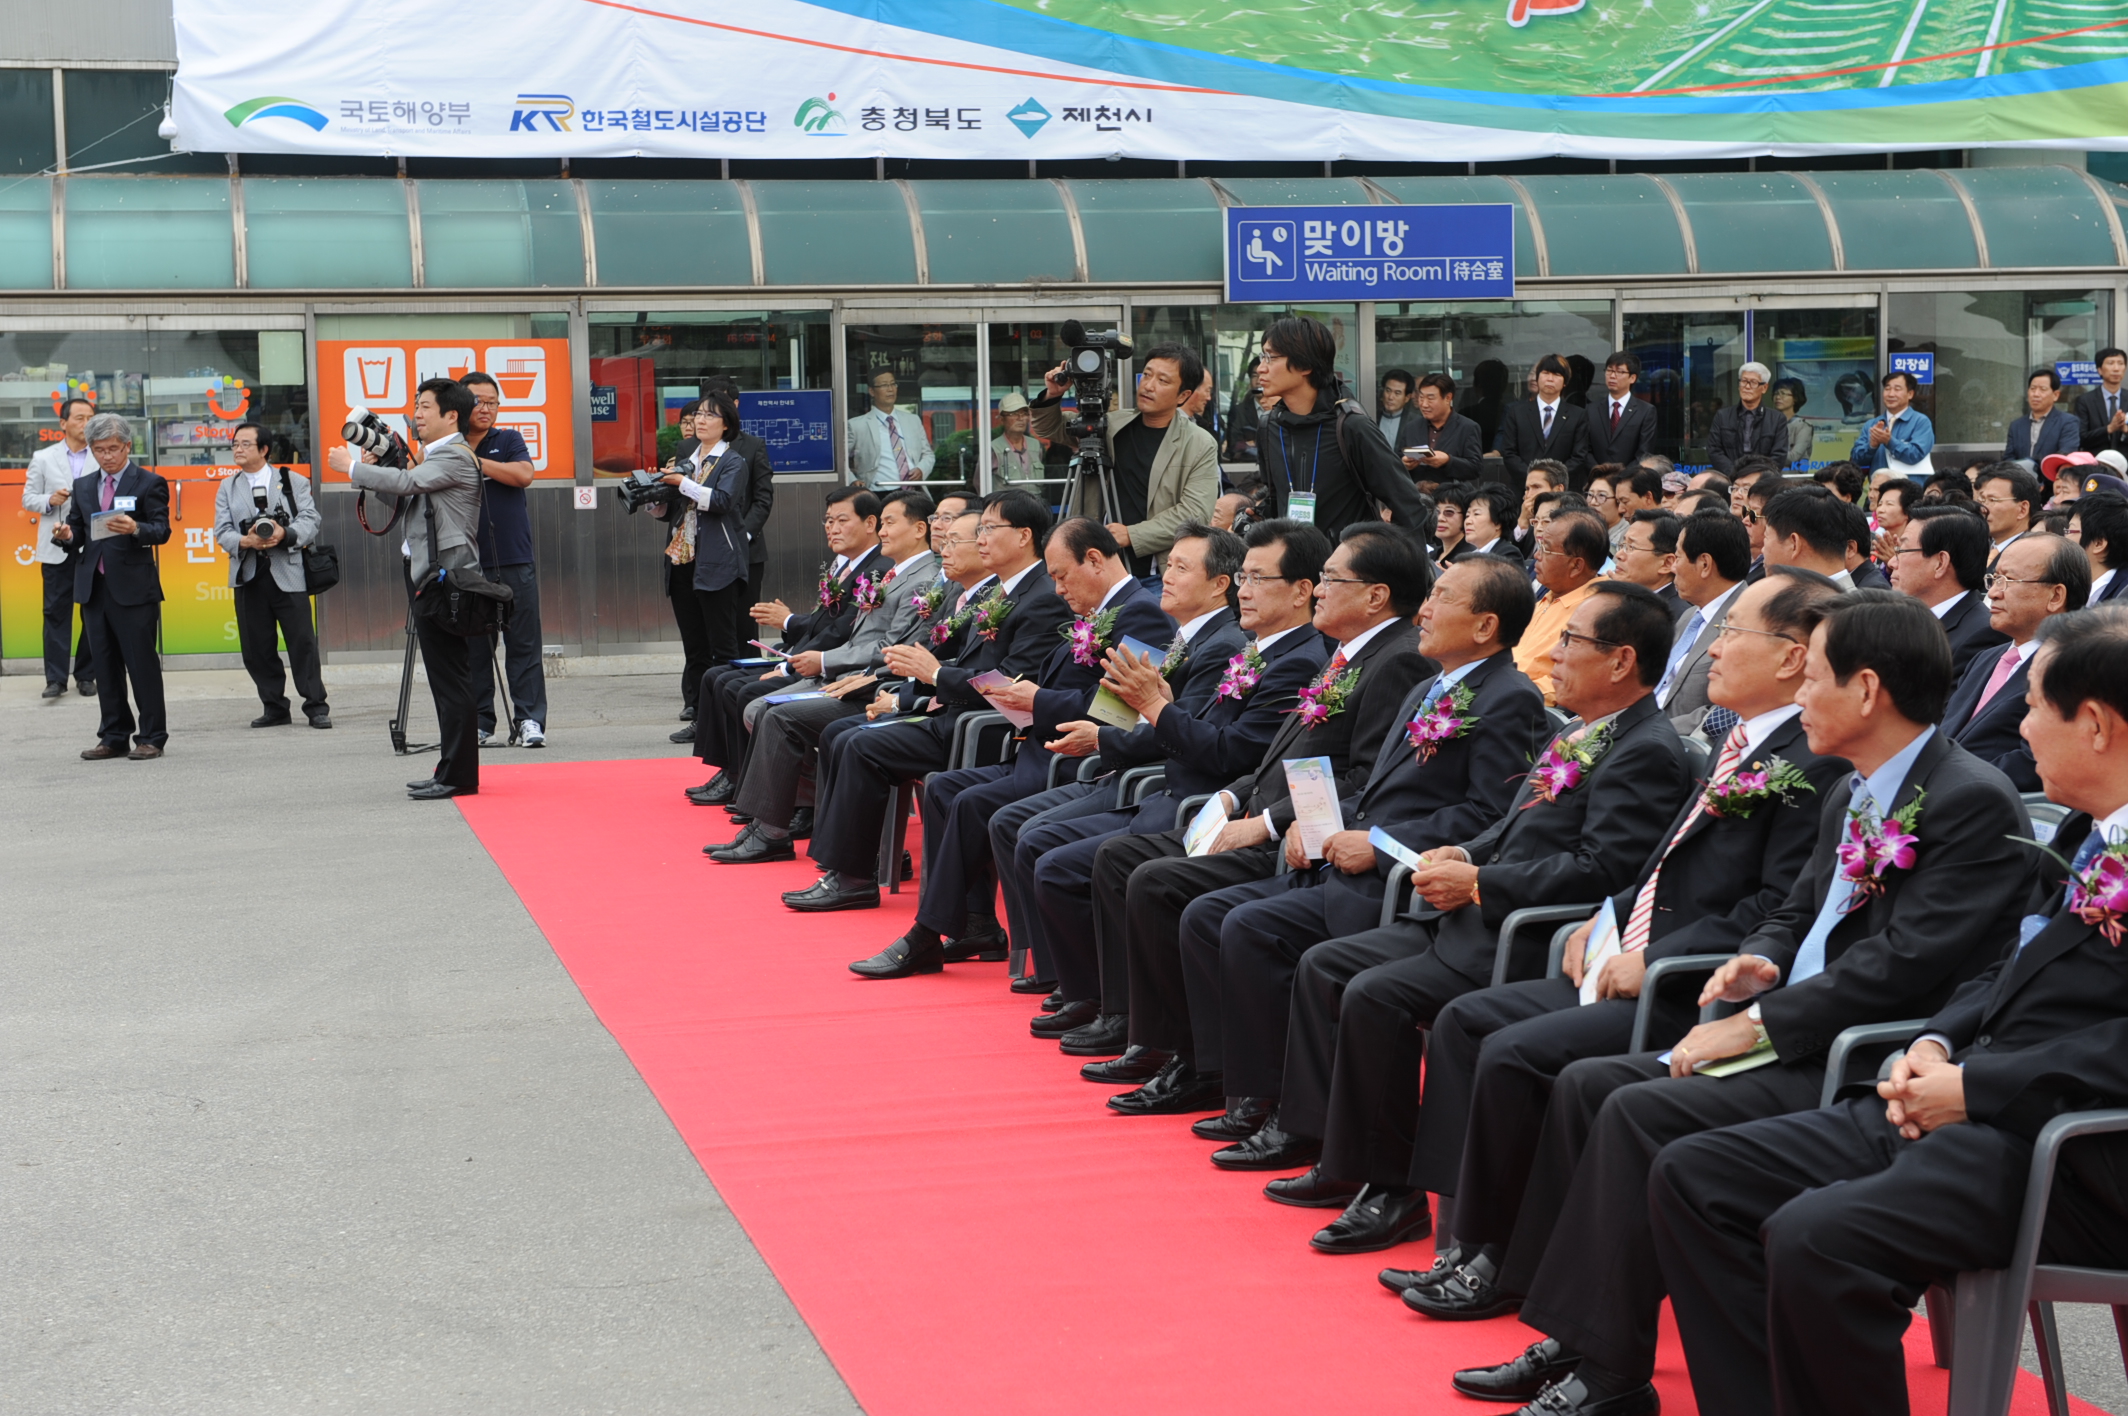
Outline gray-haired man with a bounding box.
[1707,361,1792,475]
[51,413,171,759]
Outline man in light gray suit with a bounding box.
[846,370,934,490]
[1657,509,1751,736]
[331,378,486,800]
[24,395,96,697]
[717,489,964,863]
[214,422,329,729]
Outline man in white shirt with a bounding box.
[23,396,97,698]
[846,370,933,490]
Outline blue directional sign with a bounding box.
[1224,204,1515,304]
[1890,351,1935,385]
[2059,359,2100,386]
[740,389,834,473]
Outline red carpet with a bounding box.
[459,757,2093,1415]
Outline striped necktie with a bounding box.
[1619,722,1750,953]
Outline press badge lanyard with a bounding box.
[1280,422,1325,524]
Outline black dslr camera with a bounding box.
[616,469,681,515]
[341,407,411,469]
[246,485,290,542]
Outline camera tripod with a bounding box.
[388,582,516,755]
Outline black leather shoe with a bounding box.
[1310,1186,1432,1254]
[1192,1097,1275,1141]
[1211,1111,1322,1171]
[706,823,758,854]
[408,779,438,790]
[711,830,795,864]
[1402,1258,1521,1320]
[1505,1375,1657,1416]
[1079,1045,1174,1084]
[1057,1012,1129,1057]
[308,713,332,729]
[789,806,814,840]
[900,851,914,883]
[1450,1338,1580,1403]
[1038,987,1066,1011]
[77,678,96,696]
[697,773,736,804]
[41,683,65,699]
[1010,975,1060,997]
[1107,1058,1226,1116]
[725,809,755,824]
[782,871,879,912]
[849,934,944,978]
[940,927,1008,963]
[250,713,293,728]
[1030,999,1100,1037]
[408,781,469,800]
[1263,1164,1365,1209]
[1379,1243,1468,1295]
[668,727,697,744]
[685,779,716,798]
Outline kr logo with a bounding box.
[511,94,575,132]
[795,94,845,135]
[1007,98,1050,139]
[50,378,96,418]
[208,377,250,420]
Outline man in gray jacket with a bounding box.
[330,378,485,799]
[214,422,329,729]
[23,395,96,698]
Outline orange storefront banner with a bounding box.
[315,339,574,481]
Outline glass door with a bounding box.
[984,306,1123,501]
[841,313,981,491]
[1621,310,1746,468]
[1755,305,1878,469]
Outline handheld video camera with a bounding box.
[616,469,680,515]
[342,407,411,470]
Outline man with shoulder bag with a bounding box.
[214,422,331,730]
[332,377,498,800]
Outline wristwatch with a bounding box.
[1746,1001,1771,1051]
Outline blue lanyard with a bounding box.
[1278,421,1325,496]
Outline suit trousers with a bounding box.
[233,571,326,720]
[1509,1054,1825,1382]
[1281,926,1488,1182]
[990,782,1102,968]
[697,664,777,770]
[470,562,547,732]
[734,693,864,829]
[1108,840,1273,1065]
[414,612,480,791]
[42,559,93,686]
[669,560,712,710]
[915,764,1017,936]
[1139,846,1281,1081]
[1422,979,1642,1201]
[81,578,165,749]
[807,717,950,880]
[1651,1097,2128,1416]
[1030,803,1140,1004]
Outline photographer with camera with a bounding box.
[1254,315,1430,534]
[1030,334,1218,588]
[330,378,487,800]
[213,422,329,730]
[458,372,545,750]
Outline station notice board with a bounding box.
[316,339,574,480]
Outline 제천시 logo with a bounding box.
[511,94,575,132]
[1007,98,1050,138]
[224,96,330,131]
[795,95,845,136]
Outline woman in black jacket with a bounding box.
[658,390,751,681]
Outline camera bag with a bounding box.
[415,476,512,638]
[279,466,340,595]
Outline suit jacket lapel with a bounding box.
[1984,910,2101,1025]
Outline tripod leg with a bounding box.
[392,594,419,754]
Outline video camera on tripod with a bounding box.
[1056,319,1134,550]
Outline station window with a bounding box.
[1377,301,1612,460]
[587,310,832,474]
[1887,290,2111,449]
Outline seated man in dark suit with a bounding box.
[2005,366,2083,465]
[1398,569,1849,1334]
[1089,525,1435,1092]
[1442,592,2037,1416]
[849,518,1173,977]
[1026,521,1334,1055]
[1209,583,1694,1256]
[1837,496,1892,590]
[1887,504,2007,679]
[1945,532,2089,794]
[686,484,885,787]
[52,412,171,760]
[784,489,1073,914]
[988,526,1248,1028]
[1651,604,2128,1416]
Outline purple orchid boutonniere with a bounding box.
[1288,664,1362,730]
[1836,790,1926,911]
[1215,644,1267,702]
[851,573,884,614]
[2070,840,2128,947]
[1406,682,1480,765]
[816,563,849,613]
[1524,722,1616,807]
[1702,756,1816,820]
[1062,607,1120,667]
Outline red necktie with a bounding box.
[1610,401,1622,434]
[882,568,897,585]
[1620,722,1751,953]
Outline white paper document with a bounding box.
[1577,898,1622,1006]
[1182,793,1229,857]
[1282,755,1344,861]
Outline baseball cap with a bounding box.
[2097,450,2128,476]
[2042,449,2098,480]
[997,391,1029,414]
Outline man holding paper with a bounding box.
[1093,524,1433,1113]
[1154,556,1549,1144]
[1205,583,1694,1259]
[53,413,171,761]
[1441,592,2034,1416]
[1402,568,1850,1345]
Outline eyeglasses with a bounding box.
[1233,572,1292,587]
[1556,629,1622,652]
[472,398,501,410]
[1259,352,1289,366]
[1739,508,1763,524]
[1883,545,1929,557]
[1977,495,2023,510]
[1717,622,1799,646]
[976,522,1015,539]
[1315,573,1377,589]
[1984,569,2055,590]
[1584,491,1614,505]
[939,535,980,549]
